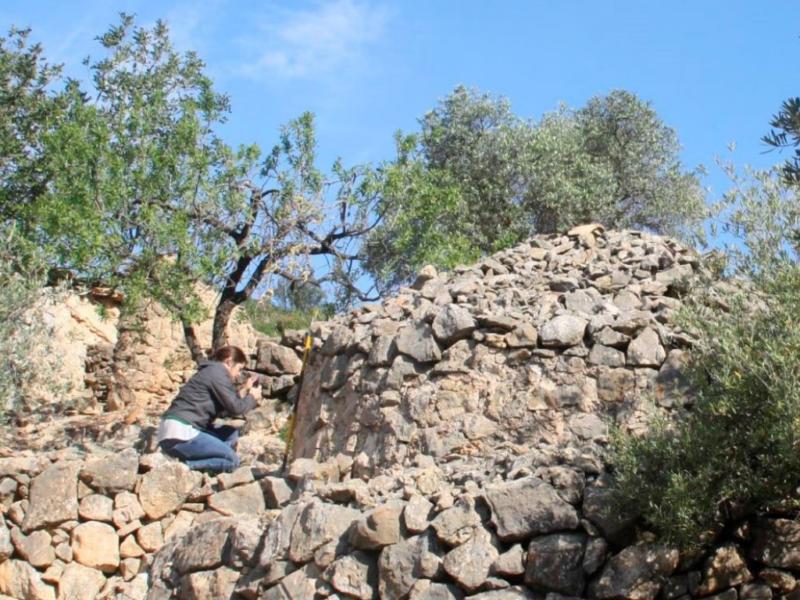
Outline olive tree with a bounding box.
[365,86,707,290]
[11,16,383,357]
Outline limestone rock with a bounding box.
[442,527,499,592]
[207,481,266,517]
[21,462,80,533]
[262,564,321,600]
[349,504,404,550]
[171,518,237,575]
[257,341,303,375]
[0,559,55,600]
[78,494,113,522]
[0,524,11,561]
[697,543,753,595]
[11,529,55,569]
[431,500,482,547]
[289,500,360,564]
[627,327,666,367]
[592,545,679,600]
[540,315,588,348]
[396,323,442,363]
[751,519,800,570]
[179,566,240,600]
[432,305,477,347]
[79,450,138,494]
[324,551,379,600]
[486,477,579,542]
[57,562,106,600]
[138,462,199,520]
[71,521,120,574]
[524,532,587,596]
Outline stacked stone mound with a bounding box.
[7,227,797,600]
[0,450,296,600]
[292,224,698,478]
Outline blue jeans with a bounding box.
[160,425,240,473]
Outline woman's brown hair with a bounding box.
[213,346,248,365]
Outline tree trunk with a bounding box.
[181,320,206,364]
[212,295,238,350]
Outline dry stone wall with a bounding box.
[7,227,796,600]
[292,224,698,477]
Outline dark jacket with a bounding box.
[162,361,257,431]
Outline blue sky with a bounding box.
[5,1,800,228]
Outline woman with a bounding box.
[158,345,260,473]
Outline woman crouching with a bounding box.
[158,345,260,473]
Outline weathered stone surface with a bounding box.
[409,580,465,600]
[21,462,80,533]
[138,462,199,520]
[0,458,51,479]
[180,566,240,600]
[120,535,145,559]
[524,532,586,596]
[262,477,293,508]
[289,500,360,564]
[396,323,442,363]
[404,495,434,534]
[262,564,321,600]
[431,501,482,547]
[583,476,636,546]
[325,551,379,600]
[0,559,55,600]
[0,524,11,561]
[592,545,679,600]
[136,521,164,553]
[432,305,477,347]
[759,568,796,593]
[113,491,146,527]
[216,466,255,490]
[627,327,666,367]
[227,519,263,569]
[540,315,588,347]
[467,588,537,600]
[57,562,106,600]
[486,477,579,542]
[349,504,404,550]
[697,543,753,595]
[79,450,138,494]
[171,518,237,575]
[11,529,55,568]
[442,527,499,592]
[78,494,113,522]
[493,544,525,577]
[257,342,303,375]
[751,519,800,570]
[71,521,120,574]
[207,481,266,517]
[377,539,417,600]
[740,583,772,600]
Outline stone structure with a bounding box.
[2,227,792,600]
[292,224,698,476]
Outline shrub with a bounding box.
[609,166,800,549]
[0,227,65,420]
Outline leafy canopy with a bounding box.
[364,86,707,290]
[2,15,384,352]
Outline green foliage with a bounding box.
[0,27,68,251]
[1,15,384,352]
[764,97,800,185]
[365,86,707,290]
[610,166,800,550]
[0,227,65,418]
[243,281,334,338]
